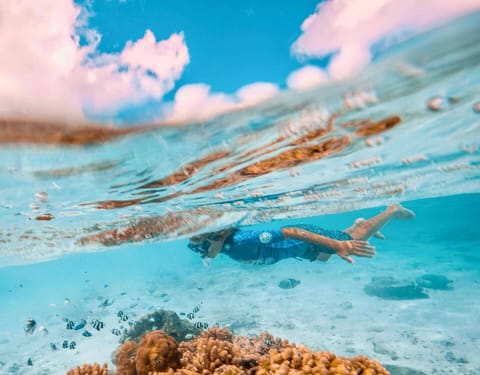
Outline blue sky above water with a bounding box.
[87,0,321,95]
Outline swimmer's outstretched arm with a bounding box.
[281,227,376,264]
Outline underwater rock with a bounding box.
[364,276,429,300]
[373,342,398,360]
[415,274,453,290]
[278,278,301,289]
[445,351,468,364]
[120,309,201,344]
[385,364,427,375]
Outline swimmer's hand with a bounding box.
[335,240,376,264]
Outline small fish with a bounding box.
[24,319,36,334]
[63,298,70,305]
[117,310,124,318]
[91,319,104,331]
[179,312,186,316]
[69,341,76,350]
[186,312,195,320]
[74,319,86,331]
[82,330,92,337]
[62,317,69,322]
[50,343,58,351]
[120,292,127,296]
[27,358,33,366]
[264,337,273,346]
[203,322,208,329]
[62,340,69,349]
[99,298,115,308]
[111,329,121,336]
[193,322,204,329]
[66,321,74,330]
[148,317,155,322]
[193,306,200,313]
[121,314,129,321]
[38,326,48,335]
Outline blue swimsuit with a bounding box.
[188,224,352,265]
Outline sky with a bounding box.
[0,0,479,124]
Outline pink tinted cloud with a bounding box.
[292,0,480,79]
[0,0,189,120]
[168,82,280,122]
[286,65,328,91]
[236,82,280,106]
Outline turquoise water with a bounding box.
[0,14,479,375]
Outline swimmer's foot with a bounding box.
[389,204,415,219]
[373,231,386,240]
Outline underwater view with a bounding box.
[1,1,480,375]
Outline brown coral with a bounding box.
[65,363,108,375]
[178,327,236,373]
[257,345,389,375]
[115,341,138,375]
[135,331,181,375]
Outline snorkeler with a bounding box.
[188,204,415,265]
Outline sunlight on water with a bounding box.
[0,14,479,266]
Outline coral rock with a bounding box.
[65,363,108,375]
[121,310,201,344]
[115,341,138,375]
[135,331,181,375]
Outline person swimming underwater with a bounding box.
[188,204,415,265]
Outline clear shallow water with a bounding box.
[0,194,479,374]
[0,13,479,375]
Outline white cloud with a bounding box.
[168,82,280,122]
[236,82,280,106]
[292,0,480,80]
[286,65,328,91]
[0,0,189,120]
[169,84,236,122]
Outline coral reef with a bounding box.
[71,328,389,375]
[114,328,387,375]
[65,363,108,375]
[120,310,201,344]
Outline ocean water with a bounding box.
[0,13,479,375]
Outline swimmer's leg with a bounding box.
[344,204,415,241]
[344,218,385,240]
